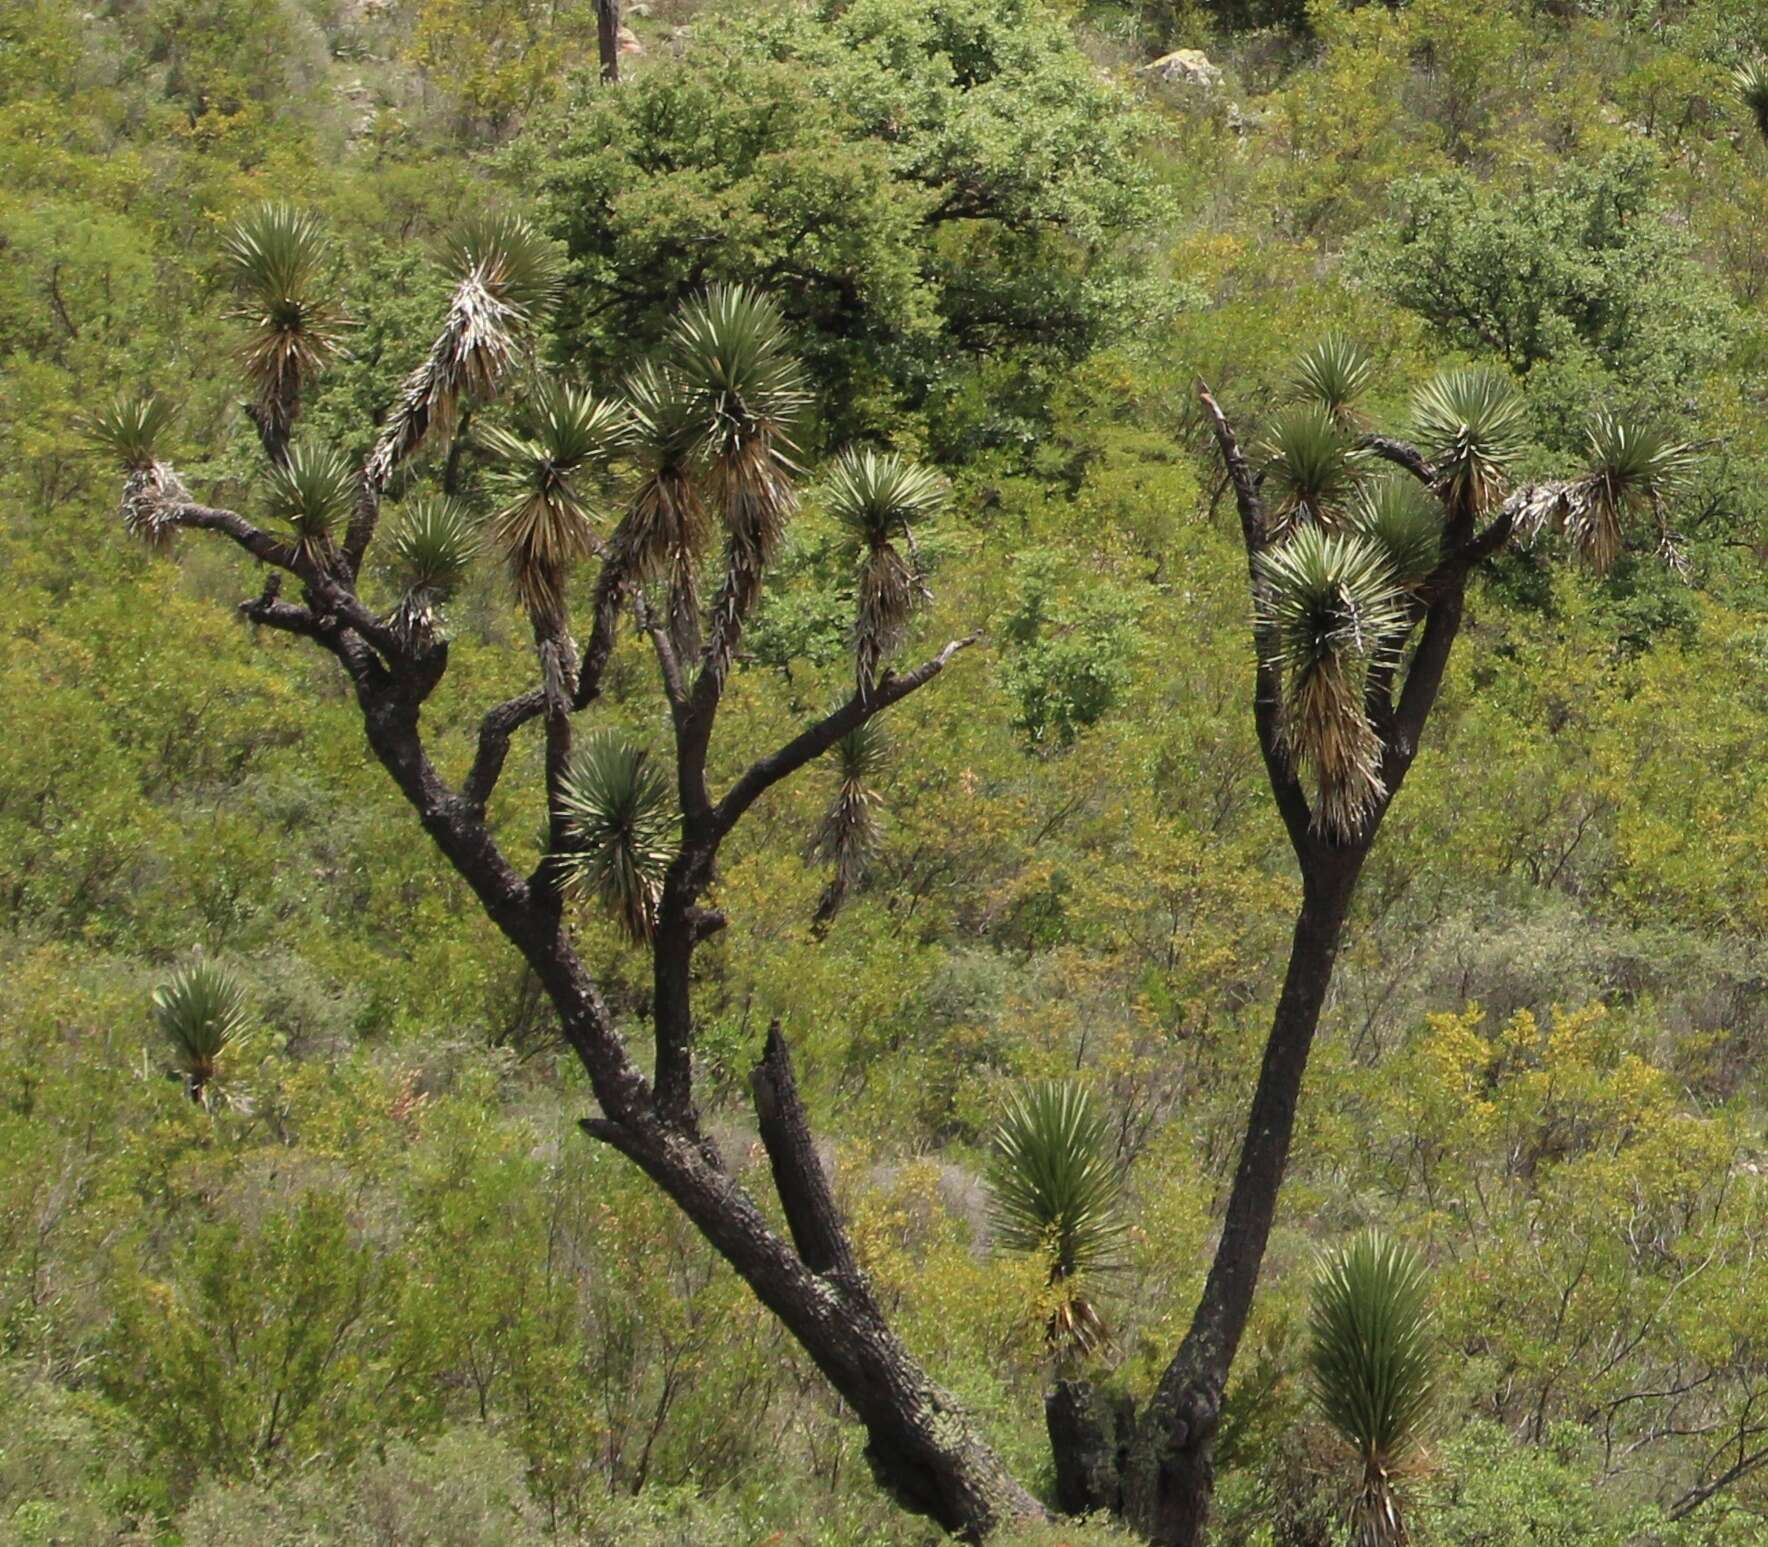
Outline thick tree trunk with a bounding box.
[595,0,621,83]
[1124,851,1365,1545]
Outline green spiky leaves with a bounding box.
[1292,334,1375,428]
[1737,59,1768,143]
[1261,405,1363,529]
[823,449,949,687]
[984,1082,1126,1357]
[807,716,891,925]
[1348,476,1443,591]
[482,383,627,623]
[1569,413,1693,575]
[1258,525,1406,839]
[367,214,564,492]
[1309,1232,1437,1547]
[264,440,358,565]
[557,731,678,945]
[1411,367,1527,520]
[617,361,712,655]
[85,392,178,472]
[385,496,480,642]
[220,203,346,437]
[153,959,251,1105]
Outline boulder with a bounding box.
[1142,49,1222,89]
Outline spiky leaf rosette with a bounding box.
[1257,526,1406,838]
[1292,334,1375,428]
[220,203,346,436]
[668,286,809,667]
[385,496,479,642]
[1738,60,1768,142]
[807,716,890,924]
[1348,477,1443,592]
[366,214,564,492]
[264,440,358,565]
[557,731,678,944]
[618,361,711,655]
[823,448,950,688]
[1261,405,1362,529]
[1309,1232,1437,1547]
[1410,367,1527,521]
[985,1082,1126,1357]
[1562,413,1693,575]
[85,393,185,550]
[481,383,627,623]
[153,959,250,1105]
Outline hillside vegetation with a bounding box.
[9,0,1768,1543]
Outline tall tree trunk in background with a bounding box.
[596,0,621,84]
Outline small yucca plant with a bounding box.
[556,731,678,944]
[482,382,627,623]
[264,440,359,566]
[984,1082,1127,1358]
[220,203,346,443]
[1292,334,1375,428]
[823,448,949,690]
[1257,525,1406,838]
[1564,413,1693,575]
[1347,477,1443,592]
[384,496,480,643]
[153,959,251,1106]
[1410,368,1527,521]
[807,716,890,925]
[668,286,809,669]
[1309,1232,1437,1547]
[1261,405,1362,529]
[1737,59,1768,143]
[367,214,564,492]
[85,393,184,550]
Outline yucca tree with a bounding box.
[84,392,185,550]
[1257,525,1405,838]
[985,1082,1127,1358]
[1261,405,1363,530]
[220,203,347,458]
[618,359,711,656]
[807,716,890,925]
[1410,367,1527,522]
[823,448,950,691]
[668,284,809,674]
[152,959,251,1106]
[1309,1233,1437,1547]
[1559,413,1694,575]
[367,214,563,493]
[556,731,678,944]
[481,382,627,625]
[1292,334,1375,429]
[1737,59,1768,143]
[1348,476,1443,593]
[384,496,480,643]
[263,440,359,567]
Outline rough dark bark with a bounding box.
[596,0,622,84]
[1047,1379,1136,1516]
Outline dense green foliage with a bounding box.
[13,0,1768,1542]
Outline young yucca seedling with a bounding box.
[1261,404,1363,530]
[556,731,678,944]
[1347,476,1443,592]
[822,448,949,690]
[263,440,359,566]
[1257,525,1406,839]
[1737,59,1768,143]
[219,203,346,442]
[367,213,565,492]
[806,716,890,926]
[384,496,480,643]
[153,959,251,1106]
[668,286,809,667]
[1292,334,1376,428]
[618,361,711,656]
[481,382,627,623]
[84,393,184,550]
[1410,368,1528,522]
[984,1082,1127,1359]
[1308,1232,1437,1547]
[1562,412,1693,575]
